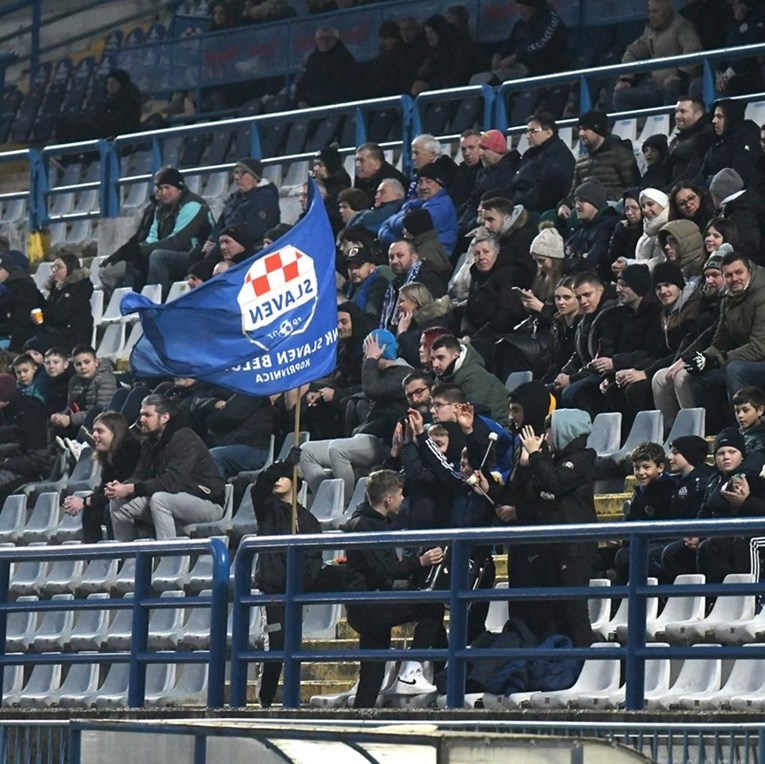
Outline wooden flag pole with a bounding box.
[291,394,301,535]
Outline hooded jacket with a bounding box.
[510,134,575,213]
[527,409,597,525]
[566,134,640,203]
[611,294,667,372]
[397,296,453,368]
[0,265,45,351]
[127,415,226,505]
[495,205,537,287]
[38,267,94,351]
[699,99,764,188]
[666,115,715,187]
[436,343,510,426]
[379,189,458,254]
[408,228,452,277]
[657,219,705,279]
[718,189,765,264]
[706,264,765,364]
[355,356,412,441]
[459,152,521,230]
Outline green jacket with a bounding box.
[707,264,765,364]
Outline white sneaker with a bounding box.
[64,438,85,461]
[392,662,437,695]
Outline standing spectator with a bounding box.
[108,394,226,540]
[699,99,764,189]
[0,253,44,352]
[666,97,715,187]
[509,112,576,216]
[27,255,93,354]
[294,26,358,108]
[613,0,702,111]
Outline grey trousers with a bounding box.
[110,492,224,540]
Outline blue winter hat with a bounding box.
[368,329,398,360]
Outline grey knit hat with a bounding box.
[709,168,744,204]
[530,227,564,259]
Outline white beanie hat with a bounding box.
[639,187,669,209]
[530,226,564,259]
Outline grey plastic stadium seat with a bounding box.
[649,573,707,642]
[186,539,229,593]
[8,663,62,707]
[588,579,612,639]
[0,665,23,706]
[647,644,722,710]
[9,544,50,596]
[88,662,129,707]
[504,370,532,392]
[146,590,186,650]
[229,487,258,542]
[603,410,664,463]
[103,593,134,651]
[113,557,137,595]
[44,556,86,595]
[335,477,368,530]
[21,491,61,543]
[151,555,191,592]
[46,661,101,708]
[309,478,345,531]
[303,602,342,639]
[30,593,76,652]
[587,413,623,458]
[6,595,39,652]
[0,494,28,543]
[78,556,119,595]
[68,593,112,651]
[484,581,509,634]
[177,591,213,651]
[182,483,234,537]
[602,577,659,642]
[663,407,706,451]
[727,646,765,710]
[151,659,209,707]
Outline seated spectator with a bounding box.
[480,196,537,287]
[398,15,428,74]
[699,99,764,189]
[663,428,765,583]
[312,144,351,207]
[353,142,409,204]
[342,246,391,319]
[408,135,458,201]
[613,0,701,111]
[715,0,765,96]
[524,225,565,304]
[337,188,370,230]
[350,179,405,237]
[559,111,640,216]
[0,374,53,502]
[564,180,621,277]
[344,469,445,707]
[684,250,765,431]
[606,189,643,280]
[667,180,715,231]
[640,134,670,190]
[12,352,45,404]
[50,345,118,439]
[27,255,93,354]
[733,385,765,455]
[458,130,520,234]
[294,26,358,108]
[299,330,412,498]
[612,442,676,585]
[194,157,279,270]
[0,253,45,352]
[541,276,581,384]
[430,334,510,426]
[205,393,274,479]
[379,240,448,330]
[451,130,482,214]
[402,208,452,278]
[709,168,765,264]
[470,0,568,122]
[703,217,739,260]
[380,164,458,254]
[101,167,213,293]
[41,347,72,416]
[396,282,453,368]
[460,233,526,346]
[679,0,732,50]
[411,14,472,96]
[666,96,715,188]
[509,112,576,216]
[62,411,142,543]
[361,20,418,98]
[612,188,669,276]
[108,394,226,540]
[251,452,321,708]
[240,0,296,25]
[657,219,706,282]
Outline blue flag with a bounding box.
[121,179,338,395]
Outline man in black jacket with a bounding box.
[0,253,45,352]
[666,96,714,188]
[108,394,225,540]
[354,142,409,203]
[344,469,444,707]
[252,453,322,708]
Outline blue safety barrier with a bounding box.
[230,516,765,710]
[0,538,230,708]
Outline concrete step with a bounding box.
[595,493,630,521]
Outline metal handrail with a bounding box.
[0,537,230,708]
[231,516,765,710]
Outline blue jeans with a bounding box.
[147,249,192,297]
[209,445,269,479]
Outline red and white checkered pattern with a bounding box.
[244,247,310,298]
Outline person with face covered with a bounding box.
[251,452,322,708]
[657,218,706,284]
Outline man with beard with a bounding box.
[666,96,715,187]
[342,246,390,320]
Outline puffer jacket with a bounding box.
[39,268,94,351]
[566,135,640,203]
[510,135,575,213]
[65,359,118,428]
[706,264,765,364]
[140,188,214,257]
[0,266,45,351]
[666,116,715,187]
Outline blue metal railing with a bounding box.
[15,42,765,232]
[0,538,230,708]
[230,516,765,710]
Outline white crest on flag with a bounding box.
[237,245,319,347]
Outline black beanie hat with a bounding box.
[578,110,609,137]
[620,264,652,297]
[155,166,185,190]
[652,261,685,290]
[670,435,708,467]
[403,208,434,236]
[219,222,257,251]
[642,133,668,156]
[316,144,343,174]
[269,460,303,491]
[417,162,447,187]
[713,427,747,457]
[235,157,264,179]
